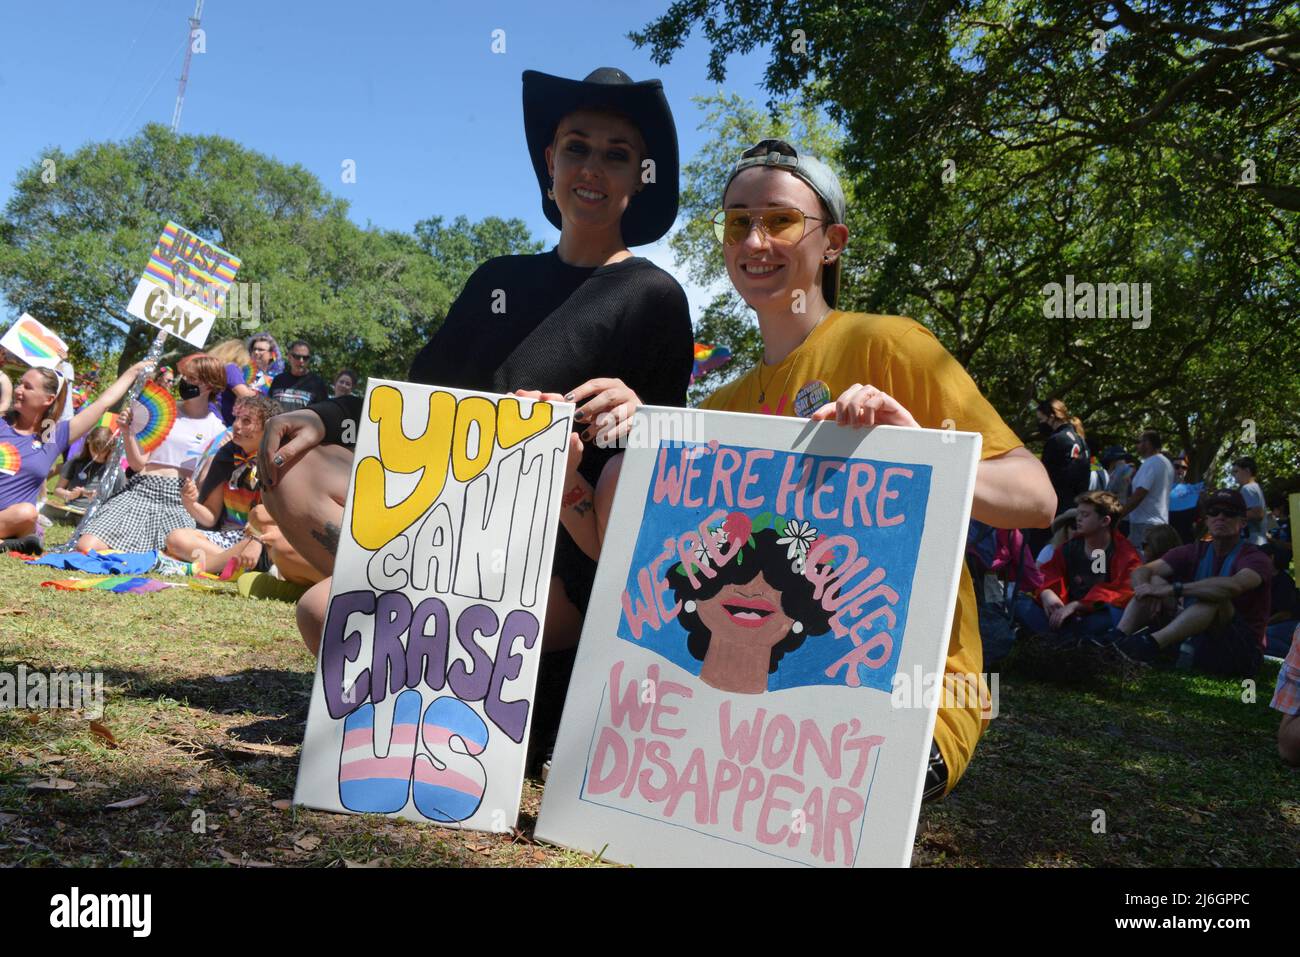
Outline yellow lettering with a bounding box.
[352,387,454,550]
[451,396,496,483]
[496,397,553,448]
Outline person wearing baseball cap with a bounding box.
[694,137,1057,800]
[1106,488,1274,675]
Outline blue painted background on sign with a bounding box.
[616,441,931,693]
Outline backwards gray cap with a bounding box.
[721,139,846,308]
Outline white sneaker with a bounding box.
[37,514,53,528]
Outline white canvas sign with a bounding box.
[536,409,982,866]
[125,221,241,349]
[294,380,573,832]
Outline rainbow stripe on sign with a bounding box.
[338,691,421,814]
[14,317,67,362]
[0,442,21,476]
[412,697,489,823]
[133,380,177,453]
[141,222,241,312]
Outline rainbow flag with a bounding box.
[690,342,732,383]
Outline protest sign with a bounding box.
[536,408,982,867]
[294,380,573,832]
[125,221,241,349]
[0,314,68,370]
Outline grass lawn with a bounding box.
[1,521,1295,867]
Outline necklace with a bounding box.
[754,306,833,404]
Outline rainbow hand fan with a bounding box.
[690,342,732,383]
[131,380,177,453]
[0,442,21,476]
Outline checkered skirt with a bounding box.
[77,473,195,553]
[199,528,245,549]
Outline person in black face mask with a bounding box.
[1029,398,1091,554]
[75,353,228,554]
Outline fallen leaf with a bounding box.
[22,713,39,725]
[466,843,490,853]
[271,799,292,811]
[343,858,388,868]
[89,721,118,748]
[104,795,149,810]
[531,849,547,863]
[294,835,321,852]
[0,607,27,615]
[224,741,293,756]
[26,777,76,791]
[216,848,274,868]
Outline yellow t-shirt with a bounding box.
[701,310,1022,792]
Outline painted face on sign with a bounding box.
[670,523,834,695]
[694,571,797,692]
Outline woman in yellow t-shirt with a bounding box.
[541,138,1055,796]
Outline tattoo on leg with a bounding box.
[311,522,341,556]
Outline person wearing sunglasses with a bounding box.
[1106,488,1273,675]
[549,138,1054,800]
[269,340,330,412]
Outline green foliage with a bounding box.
[0,124,540,384]
[635,2,1300,494]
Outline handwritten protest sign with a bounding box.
[125,222,241,348]
[294,380,573,831]
[536,409,982,866]
[0,314,68,370]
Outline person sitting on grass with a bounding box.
[1263,543,1298,658]
[1140,522,1182,564]
[1106,489,1273,676]
[166,394,280,575]
[1021,491,1141,644]
[47,426,120,513]
[237,502,325,590]
[1270,624,1300,766]
[75,354,226,555]
[0,361,150,553]
[529,137,1057,801]
[1034,507,1079,566]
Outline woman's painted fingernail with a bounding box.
[564,393,574,402]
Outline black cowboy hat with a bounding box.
[522,67,679,248]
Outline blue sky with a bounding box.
[0,0,775,327]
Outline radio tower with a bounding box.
[170,0,205,133]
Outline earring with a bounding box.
[684,600,697,613]
[546,179,555,201]
[792,621,804,634]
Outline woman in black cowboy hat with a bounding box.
[257,68,693,696]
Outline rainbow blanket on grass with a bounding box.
[41,576,181,594]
